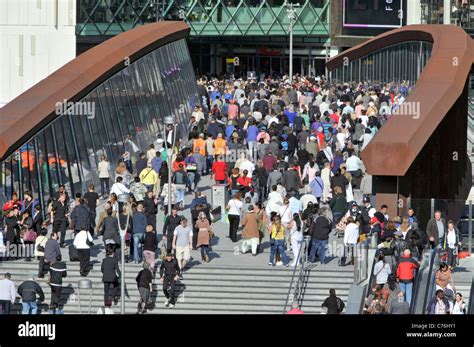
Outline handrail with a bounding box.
[410,246,431,314]
[468,275,474,314]
[365,252,378,298]
[422,247,440,313]
[283,236,309,313]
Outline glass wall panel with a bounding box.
[329,41,433,86]
[0,38,199,213]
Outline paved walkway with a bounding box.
[54,174,347,270]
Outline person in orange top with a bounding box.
[21,150,35,171]
[213,133,227,157]
[172,154,186,173]
[193,133,206,157]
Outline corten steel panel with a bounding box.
[0,21,190,162]
[326,25,474,176]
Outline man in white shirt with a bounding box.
[191,106,205,123]
[346,153,363,175]
[267,115,279,128]
[98,156,111,198]
[110,177,130,196]
[266,186,283,216]
[0,273,16,314]
[289,195,302,215]
[300,193,318,211]
[359,129,374,151]
[239,158,256,178]
[342,218,359,266]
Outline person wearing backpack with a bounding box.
[321,288,345,314]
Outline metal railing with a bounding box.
[353,242,369,285]
[421,247,441,314]
[468,275,474,314]
[283,236,310,313]
[409,247,432,314]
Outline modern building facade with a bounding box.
[76,0,334,76]
[0,21,199,215]
[327,24,474,228]
[0,0,77,108]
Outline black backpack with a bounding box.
[336,297,345,313]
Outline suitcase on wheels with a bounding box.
[69,244,79,262]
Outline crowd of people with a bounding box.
[0,73,468,315]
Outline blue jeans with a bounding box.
[176,188,185,204]
[309,239,328,264]
[269,240,289,265]
[187,172,196,191]
[333,212,343,224]
[133,234,144,262]
[206,156,213,175]
[22,301,38,314]
[399,282,413,305]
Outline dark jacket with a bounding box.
[442,229,463,250]
[143,197,158,216]
[32,212,43,233]
[391,237,410,260]
[282,169,301,192]
[322,295,345,314]
[70,204,90,231]
[309,215,332,240]
[159,258,181,278]
[330,175,349,193]
[143,232,158,252]
[132,212,147,235]
[101,256,120,283]
[18,280,44,302]
[101,215,119,241]
[136,269,153,289]
[49,261,67,287]
[44,239,61,263]
[136,158,148,176]
[162,215,183,236]
[426,218,447,242]
[329,194,348,214]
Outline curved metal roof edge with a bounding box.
[0,21,190,161]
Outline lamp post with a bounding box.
[323,42,331,79]
[163,116,178,215]
[117,193,131,314]
[286,1,300,84]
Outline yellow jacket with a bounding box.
[139,168,158,185]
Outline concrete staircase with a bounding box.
[299,265,353,314]
[2,260,354,314]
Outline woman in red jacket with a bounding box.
[237,170,252,195]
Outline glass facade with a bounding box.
[76,0,330,37]
[421,0,474,28]
[329,41,433,85]
[0,38,199,215]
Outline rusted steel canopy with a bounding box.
[326,25,474,176]
[0,21,190,161]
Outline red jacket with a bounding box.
[237,176,251,188]
[396,255,419,282]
